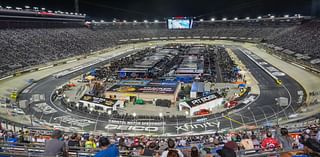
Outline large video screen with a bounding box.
[167,19,193,29]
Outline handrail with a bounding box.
[0,141,308,157]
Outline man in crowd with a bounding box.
[44,130,68,157]
[261,132,280,151]
[94,136,119,157]
[161,139,184,157]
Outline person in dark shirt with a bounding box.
[142,142,157,156]
[68,133,80,152]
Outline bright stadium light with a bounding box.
[123,20,127,23]
[154,19,159,23]
[246,17,250,20]
[100,20,104,22]
[41,8,46,11]
[222,18,227,21]
[6,6,12,9]
[133,112,137,117]
[199,19,204,22]
[211,18,215,21]
[284,14,289,18]
[270,15,275,19]
[112,19,116,23]
[133,20,137,23]
[144,20,148,23]
[257,16,262,19]
[25,6,30,9]
[107,110,112,115]
[234,17,238,20]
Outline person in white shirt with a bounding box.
[161,139,184,157]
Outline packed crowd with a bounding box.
[1,19,320,78]
[1,123,320,157]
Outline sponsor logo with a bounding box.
[105,124,159,132]
[175,121,220,132]
[189,94,216,106]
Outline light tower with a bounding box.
[75,0,79,13]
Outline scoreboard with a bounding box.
[167,17,193,29]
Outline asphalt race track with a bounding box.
[19,44,304,135]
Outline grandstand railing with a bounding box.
[0,142,308,157]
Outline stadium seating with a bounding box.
[0,19,320,78]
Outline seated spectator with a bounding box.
[68,133,80,152]
[251,134,260,151]
[161,139,184,157]
[85,135,97,151]
[239,134,255,154]
[94,136,119,157]
[190,146,199,157]
[44,130,67,157]
[142,142,157,156]
[261,132,280,151]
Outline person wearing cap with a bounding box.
[94,136,119,157]
[44,130,68,157]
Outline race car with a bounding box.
[194,109,210,116]
[224,101,238,108]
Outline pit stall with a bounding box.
[104,80,181,104]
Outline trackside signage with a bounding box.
[104,121,220,133]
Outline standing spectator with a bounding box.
[44,130,67,157]
[161,139,184,157]
[94,136,119,157]
[261,132,279,151]
[277,128,294,151]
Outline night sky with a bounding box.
[0,0,313,20]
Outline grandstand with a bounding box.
[0,1,320,157]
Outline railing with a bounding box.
[0,141,309,157]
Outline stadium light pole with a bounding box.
[185,111,192,132]
[258,107,268,123]
[133,112,137,135]
[94,112,101,132]
[159,113,164,135]
[247,107,258,127]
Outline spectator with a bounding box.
[251,134,260,151]
[261,132,280,151]
[190,146,199,157]
[94,136,119,157]
[239,134,255,154]
[217,141,237,157]
[85,135,97,150]
[44,130,67,157]
[167,150,180,157]
[277,128,294,151]
[142,142,157,156]
[161,139,184,157]
[68,133,80,152]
